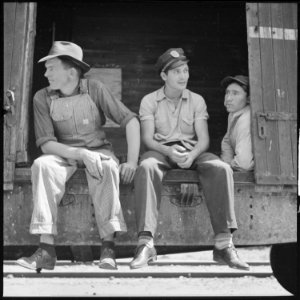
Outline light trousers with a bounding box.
[133,151,237,237]
[29,149,127,238]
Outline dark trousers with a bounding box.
[133,150,237,237]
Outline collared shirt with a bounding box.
[33,78,137,148]
[139,86,209,150]
[221,105,254,171]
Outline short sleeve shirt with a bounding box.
[139,87,209,150]
[33,78,137,148]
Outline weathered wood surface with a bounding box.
[5,168,297,246]
[246,3,297,185]
[281,3,298,179]
[4,3,36,190]
[14,167,255,185]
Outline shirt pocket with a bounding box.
[51,109,74,137]
[180,117,194,135]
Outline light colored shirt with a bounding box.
[139,86,209,150]
[221,105,254,171]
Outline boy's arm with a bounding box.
[177,119,209,169]
[142,119,188,163]
[119,117,141,184]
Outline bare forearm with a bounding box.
[143,137,170,157]
[41,141,86,160]
[189,139,209,160]
[126,118,141,165]
[190,119,210,160]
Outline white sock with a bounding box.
[102,234,114,242]
[138,236,154,248]
[214,233,233,250]
[40,234,55,245]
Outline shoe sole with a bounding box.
[99,262,118,270]
[99,258,118,270]
[213,256,250,271]
[130,255,157,270]
[16,260,55,271]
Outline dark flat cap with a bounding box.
[221,75,249,89]
[156,48,189,73]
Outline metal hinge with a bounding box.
[257,111,297,139]
[4,89,17,127]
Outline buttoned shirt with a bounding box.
[33,78,137,149]
[139,87,209,150]
[221,105,254,171]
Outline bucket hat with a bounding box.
[38,41,90,73]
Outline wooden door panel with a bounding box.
[3,3,36,190]
[246,3,297,185]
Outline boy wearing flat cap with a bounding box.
[220,75,254,171]
[130,48,249,270]
[16,41,140,271]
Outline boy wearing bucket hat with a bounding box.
[16,41,140,271]
[130,48,249,270]
[220,75,254,171]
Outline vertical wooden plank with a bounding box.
[282,3,297,181]
[3,3,36,189]
[16,3,37,164]
[246,3,297,185]
[3,2,16,92]
[4,3,18,190]
[257,3,281,182]
[270,3,294,181]
[246,3,268,183]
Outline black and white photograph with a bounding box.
[3,1,298,297]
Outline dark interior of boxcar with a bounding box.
[27,1,248,163]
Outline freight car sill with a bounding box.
[14,167,255,185]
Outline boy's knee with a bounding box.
[32,156,51,170]
[139,158,157,172]
[102,158,118,172]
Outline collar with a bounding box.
[230,105,250,119]
[47,78,88,100]
[156,86,189,102]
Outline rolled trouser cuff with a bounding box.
[30,223,57,235]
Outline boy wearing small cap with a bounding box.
[220,75,254,171]
[130,48,249,270]
[16,41,140,271]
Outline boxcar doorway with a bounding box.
[29,1,249,161]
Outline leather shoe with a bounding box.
[130,244,157,269]
[16,248,56,271]
[99,241,117,270]
[213,245,250,270]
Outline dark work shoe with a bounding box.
[130,245,157,269]
[213,245,250,270]
[99,241,117,270]
[16,248,56,271]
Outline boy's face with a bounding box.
[161,63,189,91]
[224,82,248,113]
[44,57,71,90]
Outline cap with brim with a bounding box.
[163,58,189,73]
[221,75,249,89]
[156,48,189,73]
[38,41,90,73]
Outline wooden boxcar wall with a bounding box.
[28,2,248,161]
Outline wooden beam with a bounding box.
[15,167,255,185]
